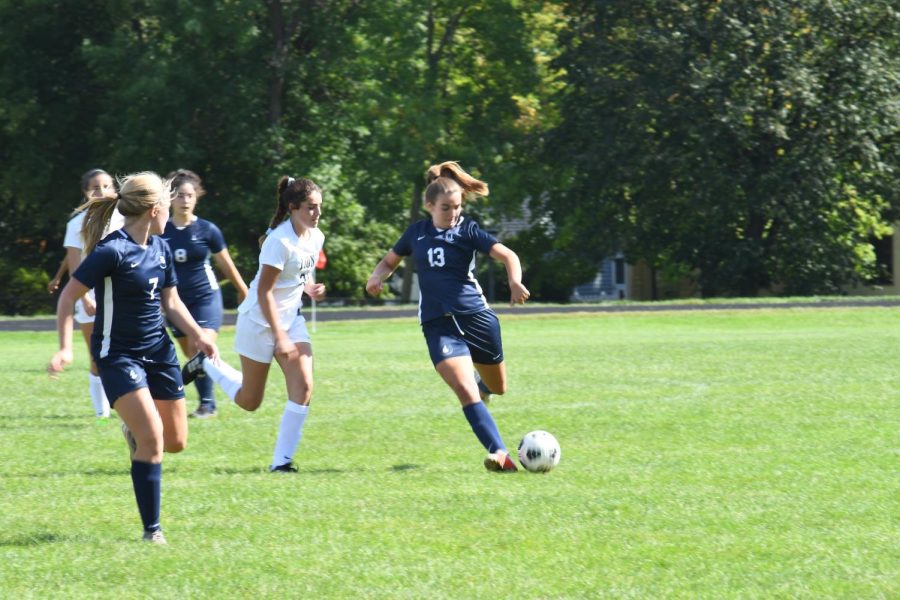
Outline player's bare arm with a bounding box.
[489,243,530,305]
[366,250,403,296]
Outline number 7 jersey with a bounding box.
[393,216,498,324]
[72,230,178,358]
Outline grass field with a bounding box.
[1,308,898,598]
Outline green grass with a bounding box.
[1,308,898,598]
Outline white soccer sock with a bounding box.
[202,357,243,401]
[88,373,110,418]
[271,401,309,468]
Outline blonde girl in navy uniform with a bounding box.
[49,172,219,544]
[366,161,530,471]
[182,176,326,472]
[161,169,248,418]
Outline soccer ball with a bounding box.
[517,430,561,473]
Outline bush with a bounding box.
[0,264,55,315]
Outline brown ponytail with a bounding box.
[259,176,322,247]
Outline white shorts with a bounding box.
[74,290,96,325]
[233,313,311,364]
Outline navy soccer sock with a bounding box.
[130,460,162,532]
[194,372,216,409]
[462,402,506,454]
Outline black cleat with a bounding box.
[270,462,298,473]
[189,404,217,419]
[181,351,207,385]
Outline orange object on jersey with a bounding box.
[316,249,327,269]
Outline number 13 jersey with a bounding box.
[393,216,498,324]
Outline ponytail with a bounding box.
[424,161,489,197]
[77,171,168,253]
[77,194,119,254]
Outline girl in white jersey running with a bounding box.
[59,169,125,419]
[182,176,326,472]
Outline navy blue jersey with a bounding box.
[160,218,225,303]
[393,217,498,323]
[73,230,178,358]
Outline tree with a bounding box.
[340,1,555,300]
[547,0,900,296]
[74,0,393,300]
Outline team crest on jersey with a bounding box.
[435,232,456,244]
[128,369,139,381]
[159,254,167,267]
[441,345,451,355]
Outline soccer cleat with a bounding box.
[142,529,167,545]
[483,450,518,472]
[121,422,137,461]
[270,462,298,473]
[181,351,207,385]
[189,404,217,419]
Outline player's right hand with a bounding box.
[365,276,383,296]
[274,335,298,361]
[510,281,530,305]
[48,349,73,377]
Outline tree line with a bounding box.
[1,0,898,314]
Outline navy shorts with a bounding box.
[422,309,504,366]
[169,292,223,338]
[95,339,185,406]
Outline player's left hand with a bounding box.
[47,278,61,294]
[509,281,530,306]
[48,349,74,377]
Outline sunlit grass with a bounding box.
[1,308,898,598]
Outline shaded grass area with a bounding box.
[1,308,898,598]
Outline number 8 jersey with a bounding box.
[72,230,178,358]
[393,216,498,324]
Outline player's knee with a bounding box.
[237,394,263,412]
[135,432,164,460]
[165,438,187,453]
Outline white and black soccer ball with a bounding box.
[517,430,561,473]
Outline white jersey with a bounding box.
[238,219,324,329]
[63,209,126,255]
[63,207,126,324]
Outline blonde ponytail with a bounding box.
[77,195,118,254]
[424,161,489,197]
[78,172,169,253]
